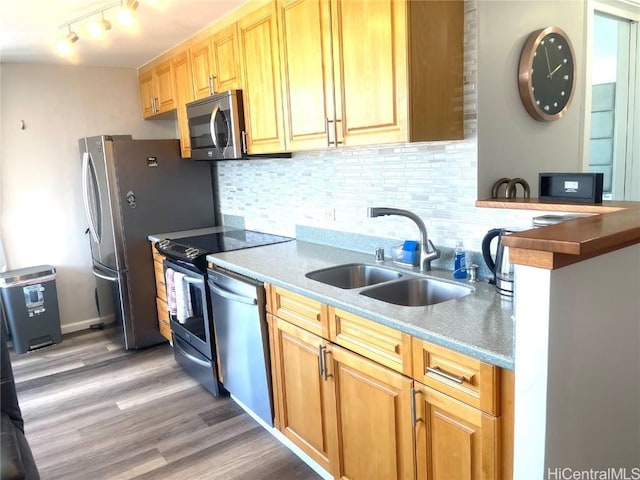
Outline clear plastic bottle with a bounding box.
[454,241,467,279]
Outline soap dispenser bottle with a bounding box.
[454,241,467,279]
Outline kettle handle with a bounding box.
[482,228,502,274]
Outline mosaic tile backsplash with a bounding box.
[215,1,558,275]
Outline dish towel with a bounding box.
[174,272,188,324]
[165,268,177,318]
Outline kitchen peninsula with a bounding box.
[477,199,640,479]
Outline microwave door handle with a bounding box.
[82,152,100,244]
[209,106,220,151]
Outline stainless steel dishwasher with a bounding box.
[207,265,273,426]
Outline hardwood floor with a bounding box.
[9,329,320,480]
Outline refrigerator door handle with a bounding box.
[82,152,101,244]
[92,267,118,282]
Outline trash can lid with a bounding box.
[0,265,56,287]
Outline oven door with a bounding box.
[163,260,213,360]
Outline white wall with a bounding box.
[0,63,176,332]
[513,244,640,477]
[477,0,588,198]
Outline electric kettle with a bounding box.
[481,228,519,297]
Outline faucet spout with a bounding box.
[367,207,440,271]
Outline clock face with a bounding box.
[518,27,576,121]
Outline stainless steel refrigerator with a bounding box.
[79,135,216,349]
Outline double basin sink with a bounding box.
[305,263,473,307]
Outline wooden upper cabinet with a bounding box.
[138,59,176,118]
[278,0,335,151]
[238,2,286,154]
[154,60,176,113]
[331,0,409,146]
[171,50,195,158]
[138,70,155,118]
[190,37,215,99]
[190,23,242,100]
[277,0,463,150]
[407,0,464,141]
[211,23,242,93]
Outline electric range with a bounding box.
[154,229,293,272]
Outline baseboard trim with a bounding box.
[61,317,114,335]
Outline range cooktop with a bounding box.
[155,229,293,271]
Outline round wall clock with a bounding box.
[518,26,576,122]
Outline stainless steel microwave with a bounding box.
[186,90,245,160]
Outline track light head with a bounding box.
[66,26,79,43]
[87,12,112,38]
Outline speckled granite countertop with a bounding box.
[205,240,515,370]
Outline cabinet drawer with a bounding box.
[267,285,329,338]
[328,307,412,376]
[156,297,171,341]
[412,338,499,415]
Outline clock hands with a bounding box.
[549,63,564,78]
[544,45,565,79]
[544,46,552,76]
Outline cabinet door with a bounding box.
[211,23,242,92]
[190,37,214,99]
[172,51,194,158]
[269,315,338,473]
[278,0,335,151]
[331,0,408,146]
[138,70,155,118]
[414,382,499,480]
[154,60,176,113]
[330,344,415,480]
[238,2,286,154]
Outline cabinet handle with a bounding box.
[320,345,329,381]
[326,118,334,147]
[317,345,324,377]
[411,387,417,427]
[208,74,217,95]
[426,366,465,384]
[317,345,327,379]
[241,130,248,154]
[335,118,343,145]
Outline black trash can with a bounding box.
[0,265,62,354]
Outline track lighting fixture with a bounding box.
[56,0,143,56]
[87,11,112,38]
[56,25,79,56]
[66,26,79,44]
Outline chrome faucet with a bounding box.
[367,207,441,271]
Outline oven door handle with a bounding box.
[207,279,257,306]
[173,336,211,368]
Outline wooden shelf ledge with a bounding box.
[476,198,640,270]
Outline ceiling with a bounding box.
[0,0,249,68]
